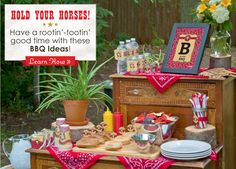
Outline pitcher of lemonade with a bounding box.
[2,134,31,169]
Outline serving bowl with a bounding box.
[138,116,179,141]
[143,124,163,145]
[157,116,179,140]
[131,133,156,153]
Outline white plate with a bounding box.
[162,152,211,161]
[161,150,211,158]
[161,148,211,157]
[161,148,211,154]
[161,151,211,157]
[161,140,211,154]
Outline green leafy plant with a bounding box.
[141,45,164,67]
[36,58,113,113]
[145,51,164,67]
[1,62,34,112]
[151,32,165,47]
[115,32,132,42]
[0,127,16,142]
[103,32,132,54]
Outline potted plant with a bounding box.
[144,50,164,73]
[36,59,113,126]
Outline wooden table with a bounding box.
[26,145,222,169]
[111,75,235,169]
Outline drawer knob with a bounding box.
[128,89,140,95]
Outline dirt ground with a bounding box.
[1,48,236,167]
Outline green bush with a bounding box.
[151,32,165,47]
[1,62,34,112]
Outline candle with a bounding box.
[58,124,72,151]
[55,118,65,147]
[56,118,66,136]
[56,118,66,126]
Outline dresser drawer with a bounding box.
[119,79,216,108]
[37,154,62,169]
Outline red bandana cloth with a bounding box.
[47,146,217,169]
[229,67,236,72]
[118,150,217,169]
[117,156,176,169]
[47,146,105,169]
[124,71,208,93]
[145,75,180,93]
[47,146,176,169]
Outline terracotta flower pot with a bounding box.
[63,100,89,126]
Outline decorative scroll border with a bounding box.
[161,23,210,74]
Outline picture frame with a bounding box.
[160,23,210,74]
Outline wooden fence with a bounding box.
[96,0,236,46]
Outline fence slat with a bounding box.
[97,0,236,46]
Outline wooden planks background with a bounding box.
[96,0,236,46]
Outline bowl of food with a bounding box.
[133,112,179,141]
[131,133,156,153]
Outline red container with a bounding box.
[113,109,123,134]
[31,140,44,149]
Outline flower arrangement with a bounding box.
[196,0,234,31]
[195,0,235,56]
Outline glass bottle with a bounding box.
[116,41,127,74]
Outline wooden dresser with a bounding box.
[26,76,235,169]
[26,146,222,169]
[111,75,235,169]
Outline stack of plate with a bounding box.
[160,140,211,160]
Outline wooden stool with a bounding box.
[185,124,217,148]
[209,55,231,69]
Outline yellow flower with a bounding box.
[201,0,210,2]
[221,0,231,7]
[197,4,208,13]
[209,4,217,12]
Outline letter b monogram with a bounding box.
[178,42,190,55]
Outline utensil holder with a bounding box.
[192,108,208,129]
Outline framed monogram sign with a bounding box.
[161,23,210,74]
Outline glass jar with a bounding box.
[210,26,231,57]
[137,54,145,73]
[127,56,138,74]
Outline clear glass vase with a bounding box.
[210,27,231,57]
